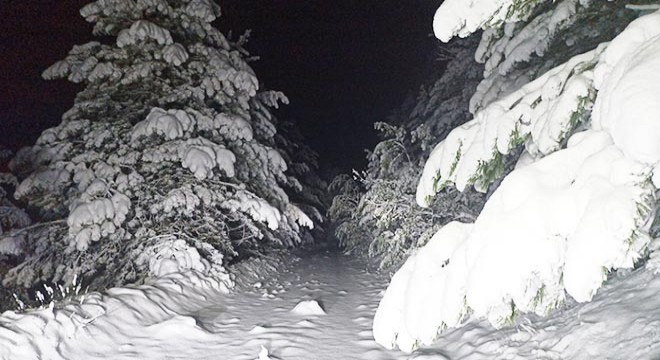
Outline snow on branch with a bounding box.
[416,47,601,204]
[432,0,550,42]
[117,20,173,48]
[376,9,660,353]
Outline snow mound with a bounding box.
[0,269,231,360]
[290,300,326,316]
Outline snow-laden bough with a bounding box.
[374,10,660,353]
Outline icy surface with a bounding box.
[2,250,660,359]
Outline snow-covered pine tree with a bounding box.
[1,0,321,307]
[374,0,660,352]
[0,148,32,308]
[328,37,486,270]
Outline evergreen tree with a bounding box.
[375,0,660,352]
[1,0,321,306]
[329,38,487,270]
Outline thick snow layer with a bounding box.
[592,11,660,165]
[2,250,660,359]
[394,11,660,352]
[0,269,231,360]
[117,20,173,48]
[380,131,654,352]
[0,251,402,359]
[480,0,589,78]
[131,108,194,141]
[470,0,593,113]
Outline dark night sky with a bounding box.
[0,1,443,173]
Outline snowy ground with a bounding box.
[1,249,660,359]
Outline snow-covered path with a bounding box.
[0,249,412,360]
[3,248,660,359]
[198,249,408,360]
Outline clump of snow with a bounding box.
[181,144,236,180]
[291,300,326,316]
[67,192,131,251]
[227,191,281,231]
[373,221,473,351]
[136,238,214,277]
[287,204,314,229]
[117,20,173,48]
[592,11,660,165]
[15,169,70,200]
[87,62,120,82]
[131,107,194,141]
[0,236,24,256]
[153,186,200,215]
[214,113,254,141]
[161,43,189,66]
[132,109,238,180]
[185,0,220,22]
[432,0,545,42]
[470,0,594,113]
[416,47,601,203]
[182,146,218,180]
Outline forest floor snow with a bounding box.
[1,248,660,359]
